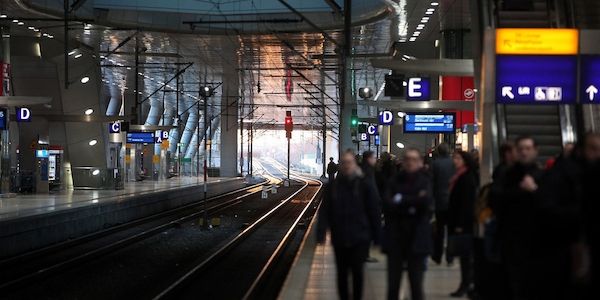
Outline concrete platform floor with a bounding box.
[0,177,239,221]
[282,235,462,300]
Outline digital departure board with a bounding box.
[126,132,155,144]
[403,113,456,133]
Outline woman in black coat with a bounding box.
[447,150,478,297]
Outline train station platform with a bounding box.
[280,228,461,300]
[0,177,253,257]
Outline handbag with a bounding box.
[446,234,473,257]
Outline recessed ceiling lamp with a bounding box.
[409,37,417,42]
[396,142,405,149]
[431,2,439,6]
[92,169,100,176]
[88,139,98,146]
[68,50,76,56]
[84,108,94,115]
[12,19,18,23]
[0,14,7,18]
[425,11,434,15]
[81,76,90,84]
[17,22,24,26]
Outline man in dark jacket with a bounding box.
[535,133,600,299]
[430,143,454,265]
[327,157,338,181]
[317,150,381,300]
[384,148,433,300]
[497,136,544,300]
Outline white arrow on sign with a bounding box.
[586,85,598,101]
[502,86,515,99]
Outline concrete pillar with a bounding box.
[219,64,239,177]
[0,25,10,194]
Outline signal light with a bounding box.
[351,109,358,127]
[285,111,293,138]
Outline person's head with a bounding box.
[453,150,475,171]
[562,142,575,158]
[583,133,600,163]
[437,143,450,157]
[402,148,424,173]
[362,151,376,167]
[339,150,359,176]
[329,157,334,162]
[499,142,517,164]
[515,136,539,164]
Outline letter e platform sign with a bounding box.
[407,77,431,101]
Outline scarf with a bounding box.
[449,166,467,192]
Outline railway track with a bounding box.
[153,161,323,300]
[0,178,274,292]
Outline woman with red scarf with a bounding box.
[447,150,479,297]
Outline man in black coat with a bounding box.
[497,136,544,300]
[317,150,381,300]
[430,143,455,265]
[383,148,433,300]
[327,157,338,181]
[536,133,600,299]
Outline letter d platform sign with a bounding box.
[16,107,31,122]
[379,110,394,125]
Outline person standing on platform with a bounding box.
[383,148,433,300]
[447,150,478,297]
[361,151,377,186]
[317,150,381,300]
[376,152,396,199]
[497,136,543,300]
[535,133,600,300]
[327,157,338,181]
[430,143,455,265]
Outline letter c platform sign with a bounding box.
[109,122,121,133]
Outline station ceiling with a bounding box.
[1,0,473,130]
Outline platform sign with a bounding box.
[403,113,456,133]
[580,55,600,103]
[109,122,121,133]
[367,125,378,135]
[0,108,7,130]
[379,110,394,125]
[16,107,31,122]
[496,55,577,104]
[406,77,431,101]
[126,132,155,144]
[496,28,578,55]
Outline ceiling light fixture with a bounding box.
[431,2,439,6]
[74,53,83,59]
[68,50,76,56]
[84,108,94,115]
[92,169,100,176]
[0,14,7,18]
[81,76,90,84]
[409,37,417,42]
[17,22,24,26]
[425,11,434,15]
[12,19,18,23]
[88,139,98,146]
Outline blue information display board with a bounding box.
[0,108,7,130]
[496,55,577,104]
[580,55,600,104]
[403,113,456,133]
[126,132,155,143]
